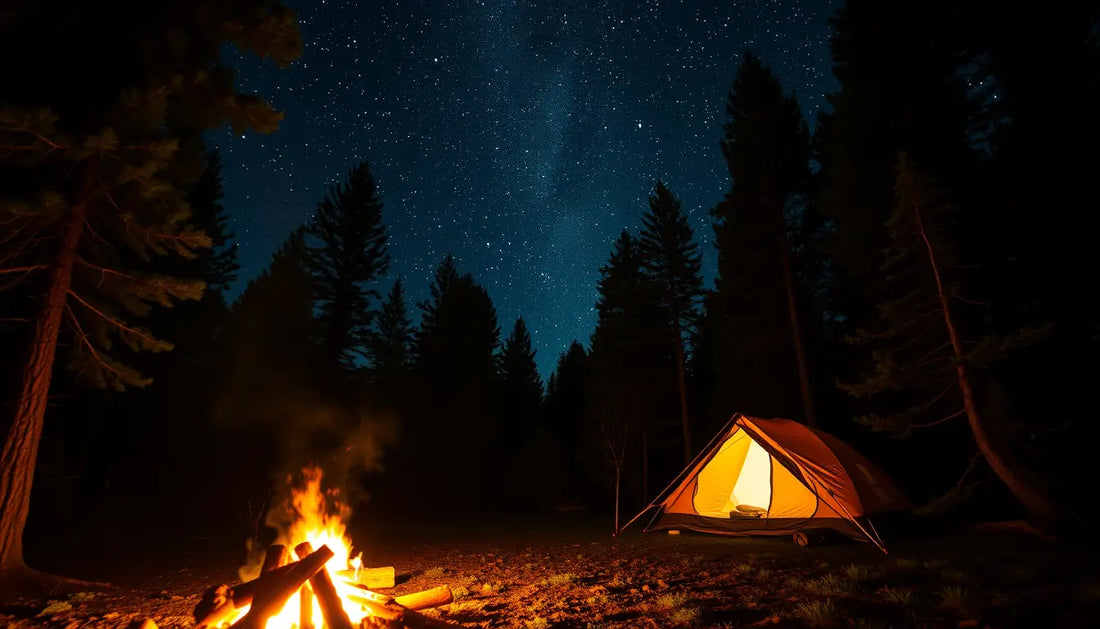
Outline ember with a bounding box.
[192,466,457,629]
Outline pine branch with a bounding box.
[0,265,46,274]
[910,408,965,429]
[64,304,129,382]
[921,383,955,409]
[68,288,171,351]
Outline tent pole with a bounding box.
[812,478,890,554]
[616,415,740,535]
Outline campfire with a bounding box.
[192,466,458,629]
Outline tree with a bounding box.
[498,317,544,503]
[814,0,977,355]
[499,317,543,443]
[841,154,1058,525]
[0,1,300,591]
[710,52,816,425]
[544,341,590,500]
[589,231,667,503]
[187,149,240,296]
[637,181,704,465]
[306,162,390,371]
[408,255,502,507]
[369,277,412,387]
[209,228,318,529]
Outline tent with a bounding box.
[630,414,910,552]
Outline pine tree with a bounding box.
[410,254,502,507]
[219,228,317,427]
[499,318,543,502]
[841,153,1057,525]
[0,0,300,589]
[815,0,977,350]
[637,181,704,465]
[306,161,390,371]
[708,52,816,424]
[500,317,543,430]
[544,341,590,500]
[187,150,240,296]
[589,231,666,503]
[370,277,412,386]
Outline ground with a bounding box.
[1,514,1097,628]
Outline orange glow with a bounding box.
[224,465,372,628]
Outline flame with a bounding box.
[226,465,371,628]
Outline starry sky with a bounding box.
[214,0,839,378]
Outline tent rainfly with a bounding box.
[626,414,911,552]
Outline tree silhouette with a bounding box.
[841,154,1058,525]
[306,162,390,372]
[545,341,590,501]
[637,181,703,465]
[590,231,667,502]
[410,255,502,507]
[499,317,544,504]
[370,277,412,388]
[0,0,300,590]
[707,52,815,424]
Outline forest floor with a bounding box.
[2,513,1098,628]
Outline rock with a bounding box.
[127,619,158,629]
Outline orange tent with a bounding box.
[636,414,910,552]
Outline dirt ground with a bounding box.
[2,514,1098,628]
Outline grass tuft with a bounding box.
[793,599,839,626]
[843,564,874,581]
[892,557,919,569]
[880,586,916,606]
[805,574,853,595]
[422,566,445,579]
[669,607,701,626]
[938,585,971,611]
[544,572,578,587]
[480,581,503,594]
[656,592,690,609]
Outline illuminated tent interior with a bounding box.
[643,415,911,551]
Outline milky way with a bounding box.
[214,0,839,376]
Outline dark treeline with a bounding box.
[2,1,1097,572]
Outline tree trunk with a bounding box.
[672,320,693,464]
[774,207,816,427]
[912,197,1059,526]
[0,165,94,576]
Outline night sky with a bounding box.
[213,0,839,377]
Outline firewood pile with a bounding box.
[193,543,460,629]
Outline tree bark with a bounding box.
[774,205,817,427]
[912,196,1059,526]
[0,164,96,577]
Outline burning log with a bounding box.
[300,582,314,629]
[228,545,335,629]
[193,545,334,629]
[338,566,397,589]
[295,541,354,629]
[261,545,288,572]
